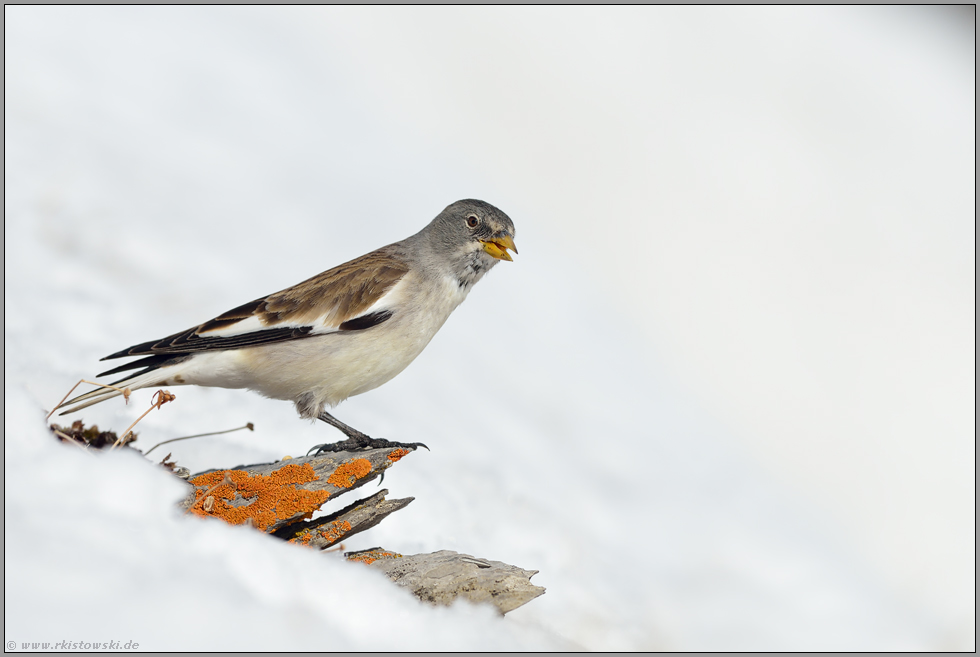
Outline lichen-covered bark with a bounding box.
[171,445,545,615]
[276,489,414,549]
[180,447,414,533]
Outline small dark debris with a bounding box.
[49,420,136,449]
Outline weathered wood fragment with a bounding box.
[346,548,546,614]
[275,489,414,549]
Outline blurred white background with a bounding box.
[4,6,974,651]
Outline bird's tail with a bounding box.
[56,367,177,415]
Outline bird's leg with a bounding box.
[308,411,429,455]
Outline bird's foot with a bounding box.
[307,434,429,456]
[313,411,429,455]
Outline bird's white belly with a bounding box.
[219,273,470,417]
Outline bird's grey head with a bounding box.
[419,199,517,289]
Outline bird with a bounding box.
[57,199,517,453]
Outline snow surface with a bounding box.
[5,6,973,651]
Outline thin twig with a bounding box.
[110,390,176,450]
[144,423,255,456]
[46,379,133,421]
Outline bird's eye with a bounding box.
[466,215,479,228]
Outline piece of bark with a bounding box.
[346,548,545,615]
[172,447,546,615]
[275,489,414,549]
[179,446,415,533]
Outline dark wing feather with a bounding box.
[338,310,394,332]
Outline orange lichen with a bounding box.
[347,549,402,565]
[320,520,352,543]
[387,449,411,463]
[327,458,372,489]
[290,520,352,548]
[188,463,330,532]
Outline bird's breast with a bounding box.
[238,272,471,410]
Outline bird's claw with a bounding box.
[307,436,429,456]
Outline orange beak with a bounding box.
[480,234,518,262]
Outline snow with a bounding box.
[5,6,973,651]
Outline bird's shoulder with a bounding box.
[256,244,412,328]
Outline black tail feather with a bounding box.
[97,354,187,377]
[101,337,172,361]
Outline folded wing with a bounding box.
[99,246,410,375]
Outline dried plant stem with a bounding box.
[111,390,176,450]
[46,379,132,421]
[144,423,255,456]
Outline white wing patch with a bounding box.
[195,315,311,338]
[353,273,414,320]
